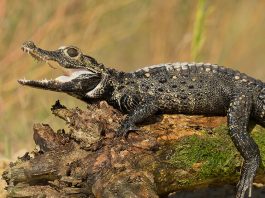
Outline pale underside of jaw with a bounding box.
[55,70,94,82]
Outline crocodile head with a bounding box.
[18,41,108,100]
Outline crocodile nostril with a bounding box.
[22,41,36,49]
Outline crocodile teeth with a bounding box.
[22,46,47,62]
[41,79,49,83]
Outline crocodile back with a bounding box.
[128,62,264,116]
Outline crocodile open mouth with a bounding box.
[19,44,95,85]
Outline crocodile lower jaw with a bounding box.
[18,69,95,85]
[18,78,52,85]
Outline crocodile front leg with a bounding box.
[115,102,159,137]
[227,94,261,198]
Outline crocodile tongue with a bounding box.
[55,69,95,82]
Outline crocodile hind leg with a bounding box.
[227,94,261,198]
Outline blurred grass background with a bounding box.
[0,0,265,160]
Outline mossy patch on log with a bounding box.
[168,124,265,189]
[252,125,265,165]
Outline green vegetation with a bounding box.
[191,0,207,61]
[169,124,265,183]
[252,125,265,164]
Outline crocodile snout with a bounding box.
[21,41,36,51]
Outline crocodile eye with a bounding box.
[66,48,79,57]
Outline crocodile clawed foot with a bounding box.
[236,175,253,198]
[236,156,260,198]
[115,122,139,138]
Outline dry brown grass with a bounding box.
[0,0,265,160]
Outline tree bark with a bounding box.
[2,101,265,197]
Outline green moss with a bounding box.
[252,125,265,166]
[168,124,265,186]
[170,125,241,180]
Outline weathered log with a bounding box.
[2,101,265,197]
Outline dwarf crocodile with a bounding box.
[18,41,265,198]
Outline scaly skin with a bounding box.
[18,41,265,198]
